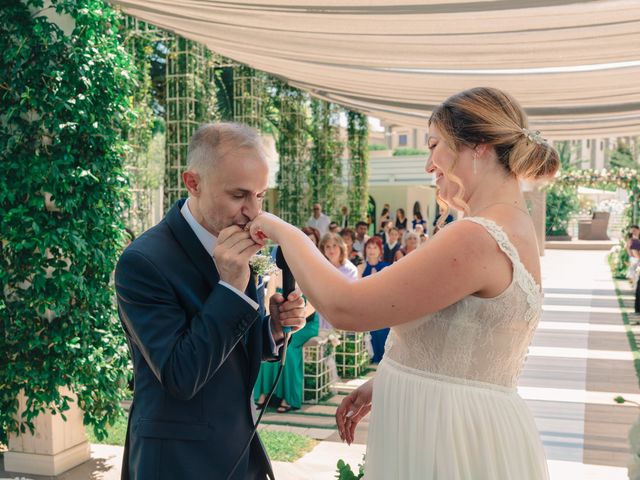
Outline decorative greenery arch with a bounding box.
[552,167,640,224]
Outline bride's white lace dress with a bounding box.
[365,217,548,480]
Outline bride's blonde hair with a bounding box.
[429,87,560,228]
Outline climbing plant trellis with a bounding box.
[310,99,342,218]
[275,81,310,226]
[233,65,266,130]
[347,111,370,225]
[164,34,217,209]
[121,16,158,234]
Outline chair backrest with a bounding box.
[593,211,610,221]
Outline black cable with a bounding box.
[225,349,286,480]
[227,246,295,479]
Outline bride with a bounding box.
[249,87,558,479]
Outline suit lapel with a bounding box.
[165,200,220,291]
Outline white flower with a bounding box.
[249,250,277,277]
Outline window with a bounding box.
[398,134,407,146]
[586,139,590,148]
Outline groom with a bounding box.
[115,122,306,480]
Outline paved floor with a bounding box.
[2,249,638,479]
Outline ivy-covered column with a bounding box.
[163,34,216,209]
[0,0,133,474]
[347,111,370,225]
[310,100,342,218]
[275,82,309,226]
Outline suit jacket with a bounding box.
[115,200,278,480]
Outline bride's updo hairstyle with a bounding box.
[428,87,559,225]
[429,87,560,180]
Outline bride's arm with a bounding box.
[250,213,511,331]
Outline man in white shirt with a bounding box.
[115,123,306,480]
[353,221,370,255]
[307,203,331,236]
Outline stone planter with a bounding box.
[4,387,90,476]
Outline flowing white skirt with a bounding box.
[365,358,549,480]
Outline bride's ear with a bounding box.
[474,143,490,158]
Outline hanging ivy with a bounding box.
[0,0,134,444]
[347,111,370,225]
[310,99,342,218]
[120,16,162,234]
[273,81,310,227]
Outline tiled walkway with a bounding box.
[2,250,637,479]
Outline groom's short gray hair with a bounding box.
[186,122,267,179]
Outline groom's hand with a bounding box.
[214,226,263,292]
[269,289,306,342]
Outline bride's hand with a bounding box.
[336,379,373,445]
[247,211,286,245]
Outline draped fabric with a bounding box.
[111,0,640,138]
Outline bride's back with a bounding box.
[385,216,542,389]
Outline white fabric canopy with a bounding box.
[112,0,640,139]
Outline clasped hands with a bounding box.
[213,214,305,342]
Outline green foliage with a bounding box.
[274,81,310,226]
[310,100,343,217]
[347,112,369,225]
[392,147,428,156]
[86,412,128,446]
[336,457,365,479]
[555,140,579,171]
[0,0,133,444]
[545,183,580,236]
[610,143,637,170]
[260,430,318,462]
[368,144,387,151]
[608,241,630,280]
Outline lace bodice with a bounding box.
[385,217,543,388]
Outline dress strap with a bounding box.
[461,217,521,265]
[461,217,542,302]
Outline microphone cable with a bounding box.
[226,246,294,480]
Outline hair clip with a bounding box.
[521,127,545,145]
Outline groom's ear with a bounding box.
[183,170,201,196]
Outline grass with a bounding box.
[86,415,128,446]
[259,429,318,462]
[86,415,317,463]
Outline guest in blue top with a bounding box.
[359,236,391,363]
[383,227,404,264]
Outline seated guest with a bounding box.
[395,208,408,234]
[383,227,404,263]
[412,211,427,231]
[400,232,420,257]
[353,221,370,255]
[302,226,321,247]
[378,207,390,233]
[358,236,391,363]
[329,221,340,234]
[341,228,363,267]
[317,233,359,330]
[414,224,428,244]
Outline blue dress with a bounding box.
[363,261,391,363]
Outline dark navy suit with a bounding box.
[115,199,277,480]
